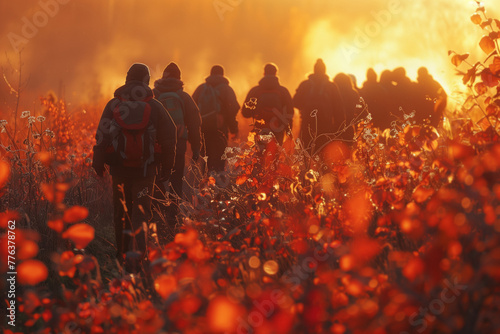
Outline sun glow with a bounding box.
[0,1,498,111]
[305,2,499,100]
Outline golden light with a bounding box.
[302,1,495,95]
[0,1,497,110]
[263,260,279,275]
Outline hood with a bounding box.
[258,75,280,90]
[206,75,229,86]
[154,77,184,93]
[308,73,330,83]
[114,81,153,101]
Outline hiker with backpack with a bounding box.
[153,62,202,203]
[92,63,177,269]
[192,65,239,172]
[241,63,294,145]
[293,59,344,153]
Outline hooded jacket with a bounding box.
[153,77,202,155]
[293,73,344,138]
[192,74,240,135]
[241,75,294,134]
[93,80,177,179]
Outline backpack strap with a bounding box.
[116,95,153,103]
[175,90,186,110]
[112,103,152,130]
[200,84,221,119]
[258,88,283,110]
[309,80,326,96]
[259,88,282,98]
[158,91,185,110]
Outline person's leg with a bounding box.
[112,176,133,260]
[204,134,215,172]
[275,131,285,145]
[300,121,313,150]
[213,132,227,172]
[170,139,187,201]
[129,176,154,255]
[112,177,124,259]
[205,131,225,172]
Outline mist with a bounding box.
[0,0,498,112]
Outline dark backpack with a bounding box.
[157,91,187,140]
[256,89,284,129]
[107,99,157,176]
[197,83,223,133]
[308,81,330,109]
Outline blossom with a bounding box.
[44,129,55,138]
[21,111,30,118]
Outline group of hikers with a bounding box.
[92,60,446,271]
[358,66,447,129]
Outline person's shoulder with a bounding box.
[149,98,167,112]
[194,83,206,91]
[279,84,292,95]
[177,90,194,101]
[248,84,261,94]
[103,97,120,112]
[296,79,312,90]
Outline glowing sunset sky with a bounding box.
[0,0,498,109]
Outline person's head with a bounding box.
[264,63,278,76]
[417,67,430,80]
[126,63,150,85]
[366,68,377,82]
[313,58,326,75]
[334,72,354,90]
[379,70,393,85]
[393,67,407,79]
[348,74,358,88]
[163,62,181,79]
[210,65,224,76]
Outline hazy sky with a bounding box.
[0,0,498,111]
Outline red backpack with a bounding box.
[107,98,158,176]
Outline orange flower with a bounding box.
[18,260,48,285]
[63,206,89,223]
[62,223,95,249]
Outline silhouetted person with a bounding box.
[360,68,386,129]
[415,67,447,127]
[92,63,177,270]
[154,62,202,202]
[392,67,418,119]
[377,69,399,130]
[241,63,294,145]
[193,65,239,172]
[349,73,360,91]
[293,59,343,152]
[333,73,361,143]
[361,68,378,89]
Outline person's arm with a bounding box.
[152,100,177,180]
[282,88,295,130]
[331,83,347,129]
[182,93,202,159]
[92,99,115,176]
[241,87,257,119]
[224,85,240,135]
[192,84,202,103]
[292,81,308,111]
